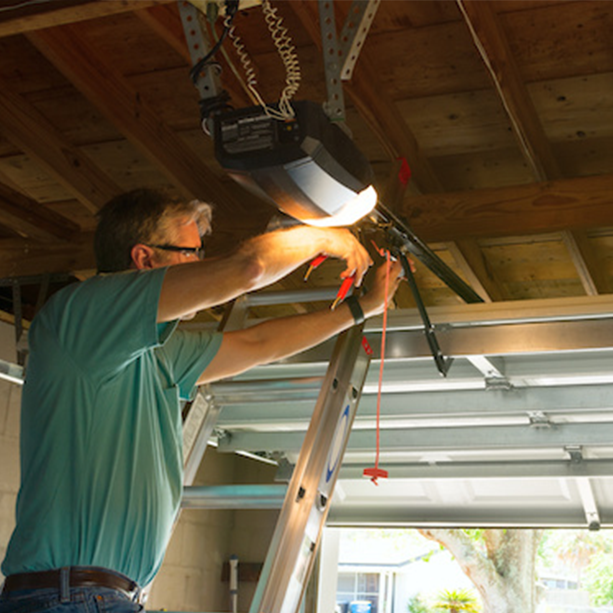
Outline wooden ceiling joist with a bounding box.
[562,230,613,296]
[285,0,507,302]
[0,232,96,279]
[0,182,79,242]
[287,0,443,194]
[405,174,613,243]
[446,239,506,303]
[456,0,561,182]
[0,82,122,213]
[456,0,603,296]
[26,24,243,212]
[0,0,174,39]
[135,3,191,64]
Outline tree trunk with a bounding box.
[419,528,543,613]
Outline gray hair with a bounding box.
[94,188,213,272]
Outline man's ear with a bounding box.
[131,244,156,270]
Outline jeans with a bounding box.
[0,586,144,613]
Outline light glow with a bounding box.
[304,185,377,228]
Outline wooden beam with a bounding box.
[562,230,613,295]
[27,24,243,212]
[0,0,174,38]
[287,0,442,194]
[446,239,506,303]
[0,233,96,278]
[134,3,191,63]
[0,182,79,242]
[405,174,613,243]
[0,81,123,212]
[3,175,612,284]
[456,0,604,294]
[456,0,561,182]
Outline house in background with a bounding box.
[320,529,476,613]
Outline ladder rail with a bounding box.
[249,324,371,613]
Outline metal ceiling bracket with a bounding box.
[338,0,381,80]
[178,2,223,102]
[318,0,380,119]
[318,0,346,121]
[484,376,513,391]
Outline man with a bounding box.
[0,188,402,613]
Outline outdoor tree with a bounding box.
[418,528,543,613]
[538,529,613,583]
[406,594,429,613]
[582,552,613,606]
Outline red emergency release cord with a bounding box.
[363,247,392,486]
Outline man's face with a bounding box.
[149,218,204,320]
[150,219,204,268]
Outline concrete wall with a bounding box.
[0,378,20,579]
[0,321,20,578]
[147,449,278,613]
[227,460,279,613]
[0,321,278,613]
[148,452,278,612]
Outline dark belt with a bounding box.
[2,567,141,601]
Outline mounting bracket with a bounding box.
[318,0,381,121]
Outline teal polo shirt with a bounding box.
[2,268,222,587]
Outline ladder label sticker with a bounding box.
[326,404,350,484]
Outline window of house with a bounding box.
[336,572,380,613]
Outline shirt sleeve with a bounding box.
[156,329,223,400]
[33,268,173,381]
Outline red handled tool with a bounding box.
[305,254,357,310]
[330,275,356,310]
[303,254,328,282]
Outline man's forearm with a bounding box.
[198,298,362,384]
[197,259,403,384]
[158,226,371,322]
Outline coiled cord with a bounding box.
[262,0,301,119]
[225,0,301,120]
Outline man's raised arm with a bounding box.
[157,226,372,322]
[198,259,403,384]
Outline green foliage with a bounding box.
[539,529,613,567]
[342,529,426,554]
[433,589,481,613]
[407,594,430,613]
[461,529,486,541]
[583,552,613,606]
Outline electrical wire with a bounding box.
[191,0,301,122]
[207,11,261,106]
[261,0,301,118]
[189,0,240,86]
[224,0,301,120]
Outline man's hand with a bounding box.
[315,228,373,287]
[158,224,373,323]
[359,258,404,319]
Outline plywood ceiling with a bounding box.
[1,0,613,527]
[0,0,611,316]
